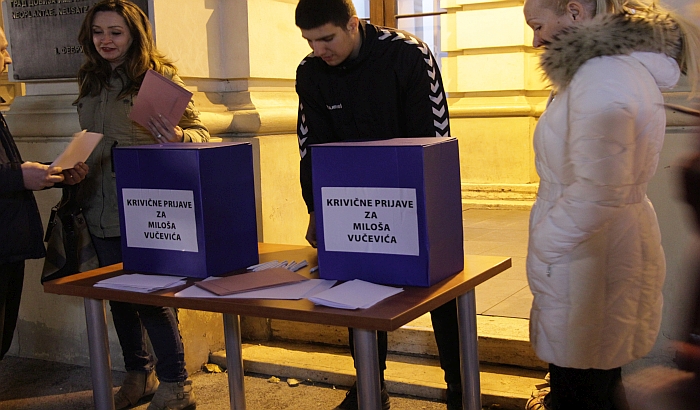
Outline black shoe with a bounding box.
[446,383,462,410]
[335,381,390,410]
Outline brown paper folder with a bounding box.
[194,268,308,296]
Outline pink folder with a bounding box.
[128,69,193,130]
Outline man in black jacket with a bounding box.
[0,26,87,360]
[294,1,460,409]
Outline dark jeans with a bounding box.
[0,260,24,360]
[349,298,460,386]
[91,236,187,382]
[548,363,630,410]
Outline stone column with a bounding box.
[151,0,310,246]
[440,0,542,208]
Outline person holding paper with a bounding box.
[0,26,88,362]
[294,1,460,409]
[74,1,209,409]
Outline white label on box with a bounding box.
[122,188,198,252]
[321,187,419,256]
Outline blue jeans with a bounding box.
[91,236,187,382]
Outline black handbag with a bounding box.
[41,185,99,283]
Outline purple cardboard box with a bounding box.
[312,137,464,287]
[114,142,258,278]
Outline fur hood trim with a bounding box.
[541,11,682,90]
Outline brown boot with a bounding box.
[114,370,159,409]
[146,379,196,410]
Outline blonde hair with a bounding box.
[622,1,700,96]
[546,0,700,95]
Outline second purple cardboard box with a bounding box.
[312,137,464,287]
[114,142,259,278]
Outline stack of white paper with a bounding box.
[94,274,187,293]
[174,278,336,299]
[308,280,403,310]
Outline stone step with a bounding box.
[211,341,546,410]
[270,314,547,371]
[462,183,538,201]
[462,199,534,210]
[461,183,536,210]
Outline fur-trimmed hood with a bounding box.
[541,10,682,90]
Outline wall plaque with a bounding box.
[3,0,150,81]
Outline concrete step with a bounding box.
[270,314,547,371]
[462,184,539,210]
[211,341,546,410]
[462,199,533,210]
[462,183,537,199]
[461,183,536,210]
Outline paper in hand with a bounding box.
[129,69,193,130]
[51,130,103,169]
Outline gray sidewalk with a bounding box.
[0,355,468,409]
[465,209,531,319]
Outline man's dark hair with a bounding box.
[295,0,357,30]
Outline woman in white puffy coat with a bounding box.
[523,0,700,408]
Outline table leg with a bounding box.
[352,328,382,410]
[457,290,481,410]
[84,298,115,410]
[223,313,246,410]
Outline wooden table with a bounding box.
[43,243,511,410]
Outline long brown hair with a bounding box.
[76,0,175,100]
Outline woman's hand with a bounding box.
[148,114,184,143]
[61,162,89,185]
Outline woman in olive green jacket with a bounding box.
[75,2,208,409]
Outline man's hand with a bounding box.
[21,162,63,190]
[674,340,700,374]
[61,162,89,185]
[306,212,317,248]
[681,152,700,230]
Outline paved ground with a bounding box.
[465,209,531,319]
[0,356,459,410]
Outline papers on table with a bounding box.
[51,130,103,169]
[92,269,402,311]
[129,69,193,132]
[175,278,336,300]
[247,260,308,272]
[309,280,403,310]
[94,274,186,293]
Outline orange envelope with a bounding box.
[129,69,193,130]
[194,268,309,296]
